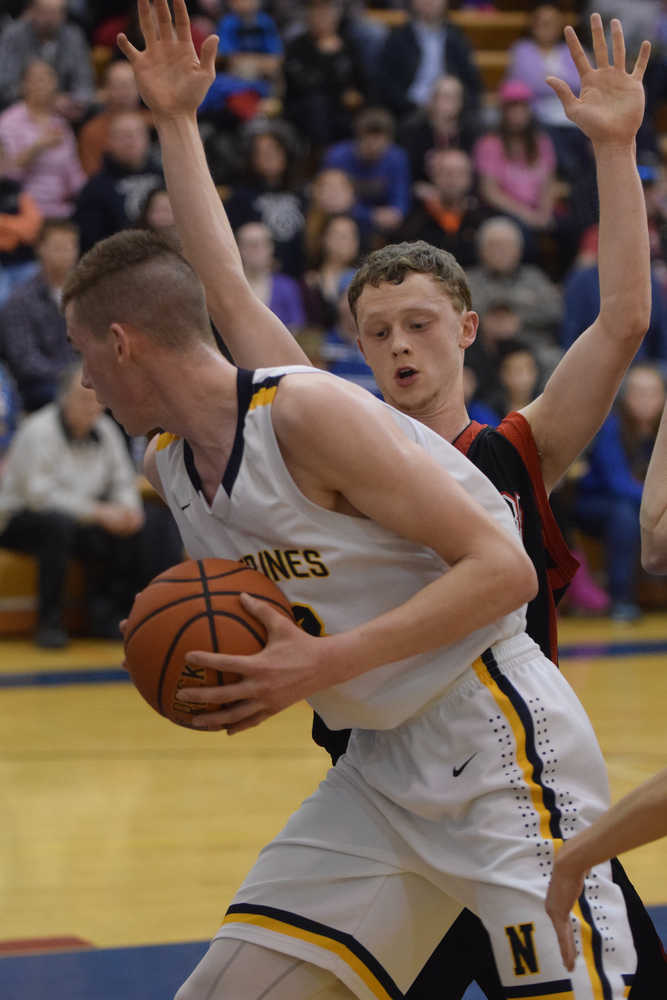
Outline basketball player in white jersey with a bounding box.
[64,227,641,999]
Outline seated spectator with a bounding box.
[473,79,558,259]
[562,222,667,365]
[78,60,152,177]
[137,185,176,236]
[398,74,480,184]
[466,216,563,376]
[373,0,481,123]
[303,165,361,265]
[236,220,306,331]
[492,338,542,418]
[283,0,366,150]
[397,147,489,269]
[0,362,20,473]
[322,106,411,242]
[224,121,306,276]
[464,297,526,406]
[0,219,78,413]
[321,287,380,396]
[462,364,501,428]
[572,362,667,622]
[74,111,163,253]
[504,3,589,183]
[0,138,42,306]
[0,363,145,648]
[0,0,95,120]
[302,212,362,329]
[0,59,85,220]
[207,0,283,122]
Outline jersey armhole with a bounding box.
[498,412,579,590]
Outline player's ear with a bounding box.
[357,336,366,359]
[109,321,132,362]
[460,310,478,349]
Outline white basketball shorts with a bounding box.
[215,634,637,999]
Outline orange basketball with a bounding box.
[123,558,295,729]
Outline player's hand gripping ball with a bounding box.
[123,558,295,728]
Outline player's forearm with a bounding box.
[155,114,309,367]
[640,400,667,572]
[555,768,667,876]
[318,541,536,685]
[156,114,244,304]
[595,141,651,342]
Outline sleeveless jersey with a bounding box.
[154,366,527,732]
[454,416,578,666]
[313,412,579,760]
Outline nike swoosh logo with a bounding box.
[452,753,478,777]
[180,502,191,511]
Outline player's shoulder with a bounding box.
[270,368,395,442]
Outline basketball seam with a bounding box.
[124,591,292,643]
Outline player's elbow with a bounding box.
[495,539,538,610]
[641,535,667,575]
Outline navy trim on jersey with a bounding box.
[481,648,612,1000]
[224,903,404,999]
[503,980,572,997]
[222,368,256,496]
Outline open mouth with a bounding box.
[396,367,418,382]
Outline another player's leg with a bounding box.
[175,939,354,1000]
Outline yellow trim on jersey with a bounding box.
[471,658,555,844]
[471,657,605,1000]
[155,431,179,451]
[249,385,278,410]
[221,911,394,1000]
[572,899,605,1000]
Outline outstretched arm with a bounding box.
[520,14,651,494]
[546,767,667,971]
[118,0,309,369]
[640,399,667,572]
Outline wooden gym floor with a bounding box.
[0,612,665,1000]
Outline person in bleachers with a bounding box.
[373,0,481,125]
[0,363,145,648]
[236,219,306,332]
[0,219,77,413]
[303,165,363,265]
[398,74,480,184]
[320,283,380,396]
[224,120,307,277]
[397,147,489,269]
[0,137,42,307]
[504,4,590,184]
[137,185,176,236]
[74,111,163,253]
[302,212,362,329]
[561,212,667,365]
[322,106,411,242]
[473,78,559,262]
[211,0,283,121]
[0,59,85,221]
[77,60,151,177]
[0,0,94,121]
[0,362,20,475]
[571,362,667,622]
[466,215,563,378]
[283,0,367,150]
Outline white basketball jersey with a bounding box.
[154,366,527,730]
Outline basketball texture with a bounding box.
[124,558,295,728]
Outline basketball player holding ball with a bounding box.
[66,13,655,986]
[116,2,666,997]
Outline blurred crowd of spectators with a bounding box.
[0,0,667,636]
